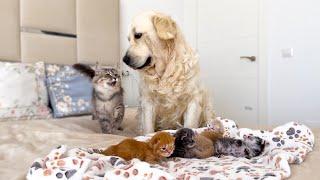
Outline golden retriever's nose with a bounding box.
[123,54,131,65]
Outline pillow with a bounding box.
[0,61,51,120]
[46,64,93,118]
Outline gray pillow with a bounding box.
[46,64,93,118]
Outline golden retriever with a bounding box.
[123,11,220,134]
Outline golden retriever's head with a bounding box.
[123,11,178,74]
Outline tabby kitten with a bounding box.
[172,128,265,159]
[171,128,223,159]
[214,135,266,159]
[101,131,175,164]
[73,64,124,134]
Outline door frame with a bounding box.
[183,0,268,126]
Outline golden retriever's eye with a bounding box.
[134,33,142,39]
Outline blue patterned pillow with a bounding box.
[46,64,93,118]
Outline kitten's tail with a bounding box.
[73,63,95,78]
[200,131,224,143]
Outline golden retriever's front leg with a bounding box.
[139,97,156,134]
[183,97,201,128]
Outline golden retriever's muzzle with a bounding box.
[122,54,152,70]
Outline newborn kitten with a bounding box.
[101,132,175,164]
[73,64,124,134]
[214,135,266,159]
[171,128,223,159]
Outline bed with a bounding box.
[0,108,139,180]
[0,0,318,180]
[0,108,319,180]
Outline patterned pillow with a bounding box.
[46,64,93,118]
[0,61,51,120]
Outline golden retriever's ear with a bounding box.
[152,15,177,40]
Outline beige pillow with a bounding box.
[0,61,51,120]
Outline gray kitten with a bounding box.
[214,135,266,159]
[171,128,223,159]
[171,128,265,159]
[73,64,124,134]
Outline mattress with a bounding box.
[0,108,319,180]
[0,108,138,180]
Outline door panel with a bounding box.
[198,0,259,125]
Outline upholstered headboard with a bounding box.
[0,0,119,66]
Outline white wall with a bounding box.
[119,0,320,126]
[267,0,320,126]
[120,0,195,106]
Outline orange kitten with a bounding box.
[101,132,175,164]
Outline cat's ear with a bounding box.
[149,136,160,148]
[150,137,159,145]
[174,133,179,138]
[73,63,95,79]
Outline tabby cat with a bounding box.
[73,63,124,134]
[101,131,175,164]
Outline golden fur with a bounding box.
[101,131,175,164]
[123,11,221,133]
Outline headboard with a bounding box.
[0,0,119,66]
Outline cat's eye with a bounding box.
[161,147,166,151]
[134,33,142,39]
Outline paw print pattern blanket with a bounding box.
[26,118,314,180]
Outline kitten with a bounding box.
[101,132,175,164]
[171,128,223,159]
[172,128,265,159]
[214,135,266,159]
[73,63,124,134]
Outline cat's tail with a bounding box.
[200,130,224,143]
[72,63,95,78]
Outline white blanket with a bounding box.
[26,118,314,180]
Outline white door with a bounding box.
[197,0,259,125]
